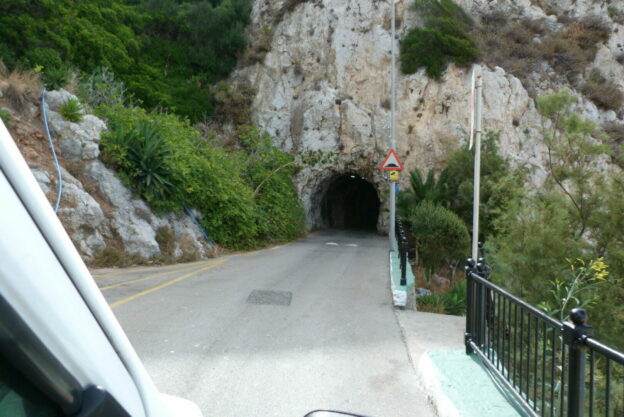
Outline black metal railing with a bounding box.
[465,257,624,417]
[395,219,408,286]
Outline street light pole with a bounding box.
[471,72,483,260]
[389,0,397,248]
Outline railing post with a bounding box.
[564,308,592,417]
[400,235,407,286]
[465,258,476,354]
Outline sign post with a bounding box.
[381,149,403,248]
[389,0,397,247]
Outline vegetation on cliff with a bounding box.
[0,0,252,122]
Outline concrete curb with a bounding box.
[389,249,415,309]
[417,352,461,417]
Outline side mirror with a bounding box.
[304,410,372,417]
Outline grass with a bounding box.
[0,62,42,111]
[472,13,611,97]
[582,69,624,111]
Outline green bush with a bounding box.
[78,67,127,109]
[98,105,304,249]
[101,119,178,208]
[0,0,253,122]
[407,201,470,280]
[437,132,524,239]
[0,109,10,124]
[59,98,84,123]
[400,0,477,78]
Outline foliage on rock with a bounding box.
[400,0,477,78]
[59,98,84,123]
[0,0,252,122]
[98,105,305,249]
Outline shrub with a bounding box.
[78,67,127,109]
[609,6,624,24]
[0,0,253,122]
[582,69,624,111]
[97,105,304,249]
[438,131,524,239]
[155,226,175,258]
[100,116,179,210]
[603,122,624,168]
[0,65,42,111]
[59,98,84,123]
[400,0,477,78]
[417,280,466,315]
[408,201,470,280]
[400,28,478,78]
[397,168,447,218]
[0,109,10,124]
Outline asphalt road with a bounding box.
[95,231,435,417]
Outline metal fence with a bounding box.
[395,219,408,286]
[465,258,624,417]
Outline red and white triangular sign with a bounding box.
[380,149,404,171]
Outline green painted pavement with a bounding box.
[422,350,526,417]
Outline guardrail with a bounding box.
[465,257,624,417]
[395,219,408,286]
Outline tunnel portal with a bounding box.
[321,173,380,231]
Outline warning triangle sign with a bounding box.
[380,149,403,171]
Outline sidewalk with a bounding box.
[396,310,525,417]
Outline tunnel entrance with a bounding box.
[321,173,380,231]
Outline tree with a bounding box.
[407,201,470,281]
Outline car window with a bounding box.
[0,355,60,417]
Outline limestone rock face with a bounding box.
[46,109,107,162]
[29,95,210,262]
[238,0,624,230]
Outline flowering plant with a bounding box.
[538,258,612,321]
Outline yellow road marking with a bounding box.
[93,261,207,279]
[93,267,154,279]
[110,259,228,308]
[100,262,210,291]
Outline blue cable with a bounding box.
[41,89,63,213]
[183,205,216,249]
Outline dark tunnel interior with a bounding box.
[321,173,380,231]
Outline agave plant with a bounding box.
[101,120,177,207]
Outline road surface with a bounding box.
[95,231,435,417]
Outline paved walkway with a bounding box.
[397,311,524,417]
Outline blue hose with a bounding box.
[41,89,63,213]
[183,205,215,249]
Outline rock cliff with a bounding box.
[2,89,210,263]
[235,0,624,230]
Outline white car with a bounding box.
[0,119,202,417]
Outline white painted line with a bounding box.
[344,243,358,247]
[325,242,339,246]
